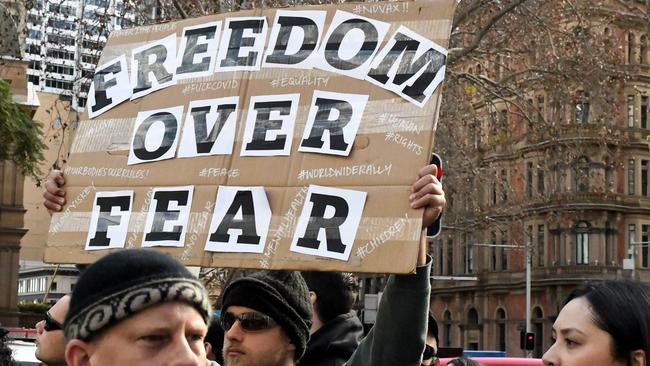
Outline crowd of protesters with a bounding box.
[0,163,635,366]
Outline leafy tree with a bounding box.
[0,80,45,183]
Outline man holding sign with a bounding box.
[48,163,443,366]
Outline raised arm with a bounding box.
[344,163,445,366]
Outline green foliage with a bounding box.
[17,301,49,314]
[0,80,45,182]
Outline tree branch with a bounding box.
[449,0,527,65]
[171,0,188,18]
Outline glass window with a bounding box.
[501,231,508,270]
[628,95,636,127]
[446,238,453,275]
[575,157,590,192]
[537,95,545,123]
[491,231,497,271]
[640,35,647,64]
[496,308,506,352]
[642,225,649,268]
[575,99,590,124]
[538,225,545,267]
[629,159,636,195]
[500,169,508,202]
[537,167,545,195]
[643,160,649,197]
[629,33,636,63]
[642,96,648,129]
[576,222,589,265]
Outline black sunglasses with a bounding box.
[44,311,63,332]
[221,311,277,332]
[422,344,438,360]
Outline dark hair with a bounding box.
[447,357,484,366]
[565,280,650,366]
[301,271,356,323]
[0,328,17,366]
[205,318,224,365]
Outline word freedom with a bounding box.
[88,9,448,118]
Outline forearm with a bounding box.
[345,256,432,366]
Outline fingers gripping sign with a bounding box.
[409,153,444,237]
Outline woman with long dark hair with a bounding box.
[542,280,650,366]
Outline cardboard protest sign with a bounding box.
[45,0,455,273]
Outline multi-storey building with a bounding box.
[17,262,79,304]
[429,0,649,358]
[24,0,134,109]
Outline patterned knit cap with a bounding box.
[64,249,211,341]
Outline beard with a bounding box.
[223,345,293,366]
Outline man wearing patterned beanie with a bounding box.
[63,249,215,366]
[58,163,444,366]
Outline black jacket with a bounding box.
[299,311,364,366]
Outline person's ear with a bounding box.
[65,339,92,366]
[630,349,646,366]
[205,342,213,359]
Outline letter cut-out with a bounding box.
[128,105,184,165]
[263,10,326,69]
[88,55,131,119]
[142,186,194,247]
[240,93,300,156]
[205,186,272,253]
[367,25,447,107]
[216,17,268,72]
[174,21,222,81]
[85,191,134,250]
[131,33,177,100]
[299,90,368,156]
[290,185,367,261]
[177,97,239,158]
[314,11,390,80]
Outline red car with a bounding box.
[439,357,544,366]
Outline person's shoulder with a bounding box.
[206,360,221,366]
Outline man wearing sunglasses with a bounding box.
[47,162,444,366]
[219,163,444,366]
[35,294,70,366]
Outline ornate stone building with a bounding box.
[430,0,650,357]
[0,58,34,326]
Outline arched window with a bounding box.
[496,308,506,352]
[443,310,453,346]
[640,35,648,64]
[468,308,479,324]
[532,307,544,358]
[575,221,590,265]
[466,308,480,350]
[629,33,636,64]
[575,156,590,192]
